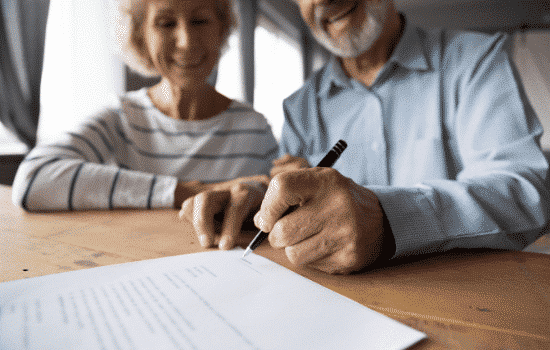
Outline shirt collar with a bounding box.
[388,16,430,71]
[318,15,430,98]
[318,56,352,97]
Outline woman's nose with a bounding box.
[175,24,194,48]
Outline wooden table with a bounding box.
[1,185,549,349]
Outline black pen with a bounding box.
[241,140,348,259]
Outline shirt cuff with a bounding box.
[152,176,179,209]
[369,186,445,258]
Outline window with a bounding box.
[38,0,124,144]
[512,31,550,148]
[216,32,246,102]
[0,0,29,155]
[216,4,305,142]
[0,124,28,154]
[253,15,304,140]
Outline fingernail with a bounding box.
[198,235,208,247]
[219,238,228,250]
[254,214,266,231]
[253,212,261,227]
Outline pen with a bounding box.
[241,140,348,259]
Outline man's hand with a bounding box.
[270,154,310,177]
[178,175,269,250]
[254,168,392,274]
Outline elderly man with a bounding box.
[180,0,549,274]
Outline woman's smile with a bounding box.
[172,56,206,70]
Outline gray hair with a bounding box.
[115,0,236,77]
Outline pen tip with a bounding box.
[241,248,251,259]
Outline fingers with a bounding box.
[267,190,348,266]
[285,233,362,275]
[218,183,264,250]
[286,244,343,274]
[267,198,324,249]
[254,168,326,233]
[179,197,193,220]
[281,223,380,274]
[180,190,229,248]
[179,181,267,250]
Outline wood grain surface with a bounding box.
[1,185,549,349]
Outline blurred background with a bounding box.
[1,0,550,185]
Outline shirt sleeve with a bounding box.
[372,33,549,257]
[12,112,178,211]
[259,122,280,175]
[280,88,312,158]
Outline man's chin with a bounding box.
[313,19,385,58]
[313,32,365,58]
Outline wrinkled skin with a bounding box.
[255,168,387,274]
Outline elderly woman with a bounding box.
[12,0,278,213]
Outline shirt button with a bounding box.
[372,142,379,152]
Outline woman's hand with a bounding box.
[178,175,270,250]
[174,181,208,209]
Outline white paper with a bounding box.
[0,249,425,350]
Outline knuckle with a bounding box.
[340,245,364,271]
[317,166,338,177]
[256,174,270,183]
[268,221,294,248]
[317,235,337,252]
[275,219,290,236]
[285,246,301,265]
[317,167,346,185]
[278,154,291,162]
[329,192,352,216]
[181,198,193,213]
[269,173,286,192]
[193,191,211,206]
[268,230,285,249]
[343,253,361,271]
[231,182,247,193]
[267,233,280,248]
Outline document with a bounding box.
[0,250,425,350]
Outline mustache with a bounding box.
[314,0,358,25]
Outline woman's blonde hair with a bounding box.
[115,0,236,77]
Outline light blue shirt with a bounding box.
[280,21,549,258]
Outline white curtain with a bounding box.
[512,31,550,148]
[0,0,49,152]
[38,0,125,144]
[253,17,304,141]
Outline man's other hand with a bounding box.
[270,154,310,177]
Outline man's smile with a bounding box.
[327,2,359,24]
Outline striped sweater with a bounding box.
[12,88,279,211]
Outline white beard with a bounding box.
[312,1,388,58]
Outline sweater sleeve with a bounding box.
[12,111,178,211]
